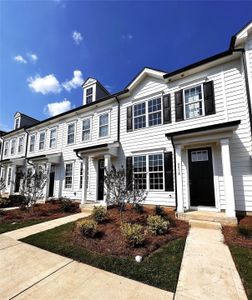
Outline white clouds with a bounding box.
[122,34,133,41]
[62,70,83,92]
[13,55,27,64]
[44,99,74,117]
[72,31,83,45]
[27,53,38,62]
[28,74,62,95]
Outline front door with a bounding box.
[48,166,55,197]
[188,147,215,207]
[97,159,105,200]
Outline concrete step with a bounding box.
[189,220,221,229]
[79,202,104,213]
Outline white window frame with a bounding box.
[14,117,20,130]
[82,117,92,142]
[29,135,36,152]
[7,167,12,186]
[98,111,110,139]
[4,141,9,156]
[10,139,16,155]
[79,161,89,190]
[183,83,205,120]
[49,128,57,149]
[132,152,165,191]
[18,136,24,153]
[38,131,46,151]
[86,87,93,104]
[67,122,76,145]
[64,162,74,190]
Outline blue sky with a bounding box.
[0,1,251,132]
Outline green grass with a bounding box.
[0,219,51,234]
[21,222,186,292]
[229,245,252,300]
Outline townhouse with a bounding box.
[1,21,252,221]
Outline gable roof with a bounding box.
[230,20,252,49]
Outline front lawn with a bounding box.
[21,206,188,292]
[0,200,80,234]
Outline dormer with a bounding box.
[14,113,21,129]
[82,77,110,105]
[14,112,39,130]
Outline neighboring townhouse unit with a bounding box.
[1,21,252,221]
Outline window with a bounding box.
[67,123,75,144]
[82,118,91,141]
[65,163,73,189]
[184,85,203,119]
[15,118,20,129]
[148,98,162,126]
[39,132,45,150]
[10,139,16,155]
[99,113,109,137]
[191,150,208,162]
[80,160,89,189]
[86,87,93,104]
[133,153,164,190]
[7,167,11,186]
[1,168,6,181]
[4,141,9,156]
[49,128,57,148]
[18,137,24,153]
[134,103,146,129]
[29,135,35,152]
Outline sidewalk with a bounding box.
[175,220,247,300]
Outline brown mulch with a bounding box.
[71,206,189,258]
[0,201,80,224]
[222,215,252,250]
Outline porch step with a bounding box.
[79,202,105,213]
[189,220,221,229]
[176,211,237,226]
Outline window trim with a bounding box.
[98,111,110,139]
[66,122,76,145]
[86,87,93,104]
[14,117,20,130]
[64,162,74,190]
[29,134,36,153]
[4,141,9,156]
[38,131,46,151]
[10,139,16,155]
[82,117,92,142]
[49,128,57,149]
[18,136,24,153]
[7,167,12,186]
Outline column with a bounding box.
[103,154,111,205]
[220,138,236,217]
[175,145,184,213]
[81,157,88,205]
[45,162,51,199]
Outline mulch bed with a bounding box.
[0,201,80,224]
[71,206,189,258]
[222,215,252,250]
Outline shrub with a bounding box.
[133,203,144,214]
[0,197,11,208]
[147,215,170,235]
[121,222,144,247]
[60,198,73,212]
[238,225,252,238]
[155,205,165,217]
[92,206,107,223]
[78,219,97,237]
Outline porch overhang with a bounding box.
[166,120,241,145]
[27,153,62,164]
[74,141,120,158]
[0,157,26,166]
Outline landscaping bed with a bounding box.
[0,200,80,234]
[222,215,252,299]
[21,205,189,292]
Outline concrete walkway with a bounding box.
[175,220,247,300]
[0,213,173,300]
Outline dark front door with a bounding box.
[98,159,105,200]
[14,168,22,192]
[188,147,215,207]
[48,168,55,197]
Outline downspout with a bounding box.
[232,48,252,137]
[115,96,120,142]
[24,128,33,166]
[74,149,83,160]
[168,135,178,211]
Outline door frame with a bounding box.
[185,144,220,212]
[97,159,105,201]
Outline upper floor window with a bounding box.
[14,118,20,129]
[18,137,24,153]
[99,113,109,138]
[67,123,75,144]
[184,85,203,119]
[82,118,91,141]
[86,87,93,104]
[134,103,146,129]
[10,139,16,155]
[65,163,73,189]
[49,128,57,148]
[4,141,9,156]
[29,135,35,152]
[39,132,45,150]
[148,98,162,126]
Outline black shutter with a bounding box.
[126,156,133,190]
[163,94,171,124]
[175,90,184,121]
[164,152,173,191]
[127,106,133,132]
[203,81,215,115]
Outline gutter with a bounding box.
[170,136,178,210]
[74,149,83,160]
[115,96,120,142]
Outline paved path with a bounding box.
[0,213,173,300]
[175,220,247,300]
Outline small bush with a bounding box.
[92,206,107,223]
[155,205,165,217]
[121,222,144,247]
[60,198,73,212]
[238,226,252,238]
[78,219,97,237]
[147,215,170,235]
[133,203,144,214]
[0,198,11,208]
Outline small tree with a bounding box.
[19,166,48,212]
[104,165,147,220]
[0,177,6,196]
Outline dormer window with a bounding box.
[86,87,93,104]
[14,118,20,129]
